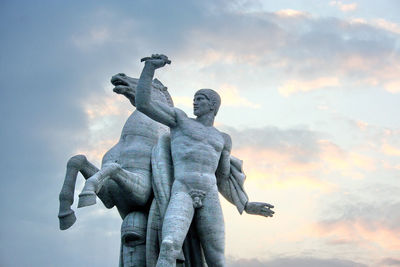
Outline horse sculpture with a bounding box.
[58,73,173,266]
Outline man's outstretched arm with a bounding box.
[136,54,177,128]
[216,134,274,217]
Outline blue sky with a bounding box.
[1,0,400,266]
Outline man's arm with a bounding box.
[216,133,274,217]
[216,133,248,211]
[216,133,232,181]
[136,54,177,128]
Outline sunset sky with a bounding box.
[1,1,399,266]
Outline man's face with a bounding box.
[193,94,213,117]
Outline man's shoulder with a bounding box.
[219,131,231,140]
[170,108,190,127]
[218,131,232,149]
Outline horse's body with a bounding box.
[95,109,168,217]
[58,73,173,266]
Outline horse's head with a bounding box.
[111,73,173,107]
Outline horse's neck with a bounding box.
[101,110,168,167]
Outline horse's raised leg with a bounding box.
[78,163,152,210]
[58,155,99,230]
[77,163,121,207]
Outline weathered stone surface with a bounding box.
[58,55,274,267]
[135,54,274,267]
[58,73,173,266]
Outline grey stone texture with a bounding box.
[58,55,274,267]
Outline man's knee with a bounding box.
[201,236,225,267]
[157,238,184,265]
[160,238,180,256]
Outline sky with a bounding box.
[0,0,399,266]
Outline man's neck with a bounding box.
[195,112,215,127]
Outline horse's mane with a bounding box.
[153,78,174,107]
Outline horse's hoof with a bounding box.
[78,191,97,208]
[58,209,76,230]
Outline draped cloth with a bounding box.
[146,134,249,267]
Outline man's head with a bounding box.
[193,89,221,117]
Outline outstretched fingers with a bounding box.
[261,206,275,217]
[266,203,274,209]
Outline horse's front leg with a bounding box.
[78,163,152,209]
[77,163,121,207]
[58,155,99,230]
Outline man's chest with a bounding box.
[174,119,224,152]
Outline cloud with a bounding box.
[379,258,400,266]
[219,127,335,194]
[314,196,400,252]
[372,18,400,35]
[84,89,132,120]
[381,142,400,156]
[278,76,340,96]
[220,121,399,264]
[71,27,111,49]
[384,80,400,93]
[224,125,377,184]
[330,1,358,12]
[316,219,400,251]
[169,7,400,95]
[227,256,367,267]
[320,140,376,174]
[275,9,310,18]
[355,120,369,131]
[219,84,260,108]
[225,126,322,162]
[172,84,260,109]
[1,0,400,266]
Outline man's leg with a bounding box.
[157,187,194,267]
[194,188,225,267]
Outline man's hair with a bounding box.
[195,89,221,115]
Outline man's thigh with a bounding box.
[194,188,225,265]
[162,190,194,243]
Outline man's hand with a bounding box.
[141,54,171,69]
[245,202,274,217]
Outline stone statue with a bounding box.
[58,55,274,267]
[58,73,174,266]
[135,54,274,267]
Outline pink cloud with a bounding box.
[274,9,310,18]
[314,219,400,251]
[278,76,340,96]
[330,1,358,12]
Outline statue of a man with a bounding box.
[136,54,274,267]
